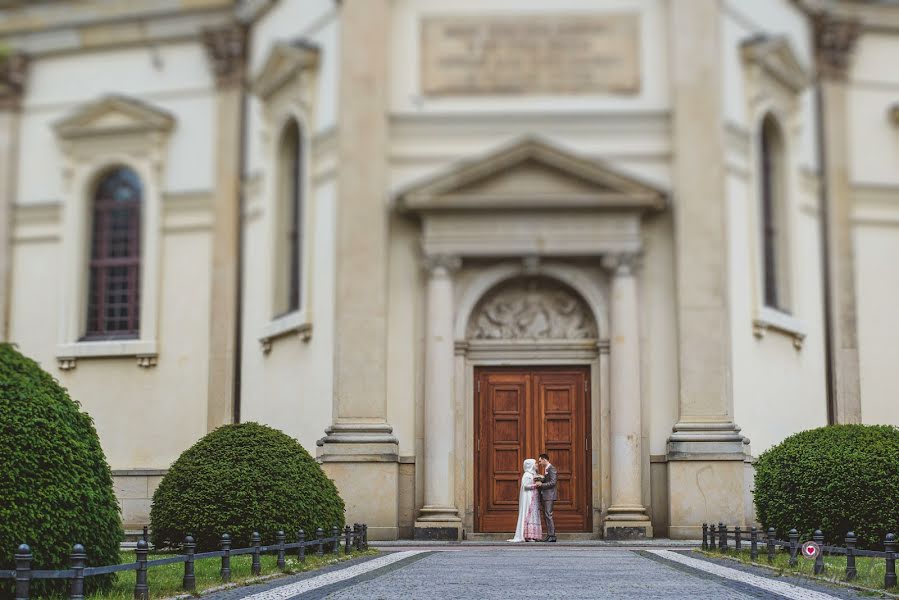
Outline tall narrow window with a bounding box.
[85,167,142,339]
[275,119,303,316]
[759,115,789,311]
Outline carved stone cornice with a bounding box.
[202,25,248,89]
[601,252,642,276]
[0,52,28,111]
[813,14,860,81]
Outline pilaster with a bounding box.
[814,13,862,424]
[316,0,399,541]
[602,252,652,540]
[202,24,247,430]
[0,52,28,342]
[414,254,462,541]
[666,0,747,539]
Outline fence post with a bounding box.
[68,543,86,600]
[331,526,340,555]
[142,526,148,543]
[767,528,776,563]
[734,526,742,551]
[354,524,362,552]
[344,526,352,556]
[316,528,324,557]
[220,533,231,582]
[362,524,368,550]
[251,532,261,576]
[813,530,825,575]
[298,529,306,564]
[788,529,799,567]
[719,523,728,552]
[885,533,897,589]
[134,539,149,600]
[750,528,758,561]
[701,523,708,550]
[182,535,196,592]
[14,544,31,600]
[845,531,857,581]
[277,531,286,570]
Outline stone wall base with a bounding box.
[667,458,748,539]
[112,469,166,529]
[320,452,400,541]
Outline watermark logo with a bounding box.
[801,541,820,559]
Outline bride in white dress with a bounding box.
[509,458,543,542]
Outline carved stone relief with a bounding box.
[467,278,597,340]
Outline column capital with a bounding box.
[601,252,641,276]
[0,52,29,111]
[422,254,461,276]
[202,25,248,89]
[813,14,859,81]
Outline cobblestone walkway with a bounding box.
[205,548,882,599]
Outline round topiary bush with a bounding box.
[0,344,122,598]
[754,424,899,549]
[150,422,345,551]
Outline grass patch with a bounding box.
[48,548,378,599]
[699,548,894,592]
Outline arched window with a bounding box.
[759,115,789,311]
[274,119,303,316]
[85,167,142,339]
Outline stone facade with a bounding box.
[1,0,897,538]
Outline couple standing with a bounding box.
[510,453,557,543]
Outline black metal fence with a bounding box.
[701,522,896,589]
[0,523,369,600]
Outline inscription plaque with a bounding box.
[421,14,640,96]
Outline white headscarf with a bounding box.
[523,458,537,475]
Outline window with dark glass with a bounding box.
[85,167,142,339]
[275,119,302,316]
[760,115,788,311]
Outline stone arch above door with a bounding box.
[467,276,598,341]
[454,262,610,342]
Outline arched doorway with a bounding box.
[466,276,598,533]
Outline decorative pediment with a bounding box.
[396,137,665,213]
[54,95,174,140]
[252,40,320,100]
[741,35,810,94]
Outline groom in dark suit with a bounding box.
[535,453,557,542]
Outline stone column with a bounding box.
[316,0,400,541]
[602,253,652,539]
[202,25,247,430]
[666,0,747,539]
[414,255,461,540]
[814,14,862,424]
[0,53,28,342]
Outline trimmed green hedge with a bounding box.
[0,344,122,598]
[150,422,345,551]
[754,424,899,549]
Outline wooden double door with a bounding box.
[475,366,592,533]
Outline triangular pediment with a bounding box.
[397,137,665,212]
[252,40,320,100]
[741,35,809,94]
[54,95,174,140]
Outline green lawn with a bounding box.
[699,547,894,592]
[51,548,378,599]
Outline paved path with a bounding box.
[204,548,884,600]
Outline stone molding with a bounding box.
[252,40,320,101]
[813,14,860,80]
[202,24,248,89]
[0,52,27,111]
[601,252,642,276]
[422,253,461,276]
[54,95,175,141]
[740,35,810,95]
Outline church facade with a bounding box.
[1,0,897,540]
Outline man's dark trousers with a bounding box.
[539,463,558,540]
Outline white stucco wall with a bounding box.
[849,32,899,427]
[721,2,829,455]
[9,41,216,470]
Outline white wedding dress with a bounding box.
[509,458,542,542]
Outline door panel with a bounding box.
[475,367,591,533]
